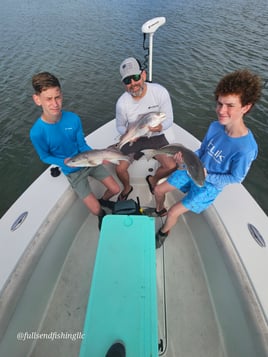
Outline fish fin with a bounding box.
[107,144,121,152]
[107,159,120,165]
[108,158,129,165]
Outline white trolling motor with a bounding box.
[141,17,166,82]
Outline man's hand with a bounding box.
[149,124,162,132]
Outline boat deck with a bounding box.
[1,177,267,356]
[29,186,226,357]
[1,121,268,356]
[30,214,98,357]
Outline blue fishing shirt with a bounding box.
[196,121,258,191]
[30,111,92,175]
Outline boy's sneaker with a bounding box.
[156,229,169,249]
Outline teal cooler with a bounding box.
[80,215,158,357]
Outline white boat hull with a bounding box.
[0,121,268,356]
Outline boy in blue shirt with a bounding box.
[155,69,262,248]
[30,72,120,229]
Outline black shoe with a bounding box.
[156,229,169,249]
[105,342,126,357]
[98,209,106,230]
[99,198,115,210]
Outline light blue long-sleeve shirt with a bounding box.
[196,121,258,190]
[30,111,92,175]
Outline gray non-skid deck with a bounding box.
[30,211,225,357]
[30,214,99,357]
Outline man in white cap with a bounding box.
[115,57,176,211]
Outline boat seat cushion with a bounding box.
[79,215,158,357]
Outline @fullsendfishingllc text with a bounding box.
[17,331,84,342]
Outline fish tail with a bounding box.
[140,149,157,161]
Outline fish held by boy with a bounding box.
[142,144,205,187]
[65,148,130,167]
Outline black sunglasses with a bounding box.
[123,74,141,85]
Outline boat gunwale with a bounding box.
[0,188,77,341]
[203,206,268,351]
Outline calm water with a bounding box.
[1,0,268,218]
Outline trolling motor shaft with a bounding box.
[141,17,166,82]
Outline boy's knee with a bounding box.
[115,162,125,172]
[113,183,121,195]
[154,184,162,196]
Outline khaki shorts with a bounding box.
[66,165,110,199]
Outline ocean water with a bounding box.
[1,0,268,217]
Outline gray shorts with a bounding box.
[120,134,169,160]
[66,165,110,199]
